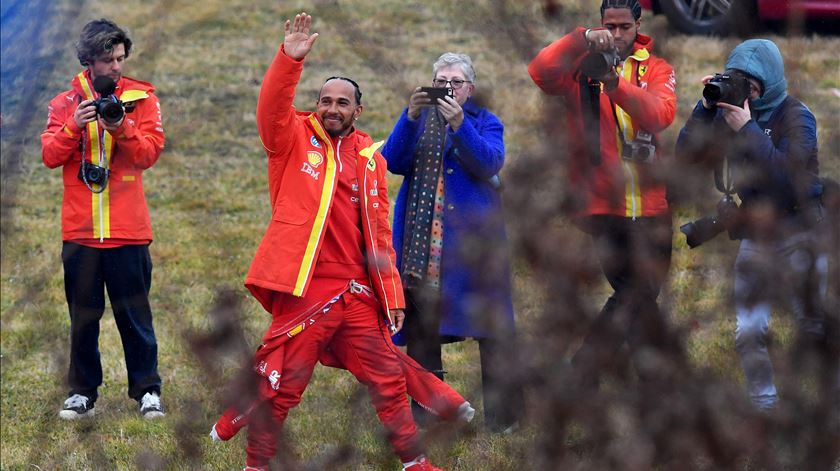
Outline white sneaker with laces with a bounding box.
[139,392,165,418]
[59,394,95,420]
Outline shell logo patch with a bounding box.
[310,136,321,148]
[307,151,324,168]
[639,65,648,77]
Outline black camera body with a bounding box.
[90,75,125,125]
[78,161,110,186]
[680,194,741,248]
[621,130,656,163]
[703,71,751,107]
[91,95,125,125]
[580,48,620,79]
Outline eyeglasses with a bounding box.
[432,78,471,89]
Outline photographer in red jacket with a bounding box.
[528,0,677,388]
[41,18,165,419]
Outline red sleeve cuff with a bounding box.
[113,120,137,139]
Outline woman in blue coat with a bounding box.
[382,52,522,432]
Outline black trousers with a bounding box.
[62,242,161,401]
[403,286,524,431]
[572,215,674,387]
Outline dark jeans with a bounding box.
[572,215,674,388]
[62,242,161,401]
[404,286,523,431]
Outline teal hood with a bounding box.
[725,39,787,123]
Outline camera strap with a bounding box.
[609,59,656,147]
[579,74,602,166]
[713,157,733,195]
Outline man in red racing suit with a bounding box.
[213,13,464,471]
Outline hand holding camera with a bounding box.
[435,91,464,131]
[73,99,98,129]
[700,71,753,131]
[717,99,751,132]
[74,76,127,130]
[581,29,620,86]
[408,86,455,118]
[407,86,462,129]
[585,28,615,52]
[91,76,126,129]
[702,71,750,107]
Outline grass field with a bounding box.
[1,0,838,469]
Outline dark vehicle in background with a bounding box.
[639,0,840,34]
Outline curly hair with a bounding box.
[76,18,132,67]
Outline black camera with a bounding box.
[680,194,741,248]
[580,48,620,78]
[78,161,110,186]
[703,70,751,107]
[621,130,656,163]
[91,76,125,125]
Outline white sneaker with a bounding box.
[59,394,95,420]
[139,392,165,418]
[457,401,476,423]
[209,424,222,442]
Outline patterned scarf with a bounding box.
[401,108,447,289]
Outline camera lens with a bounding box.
[581,51,613,78]
[100,101,125,124]
[86,166,103,183]
[702,83,722,104]
[680,216,725,248]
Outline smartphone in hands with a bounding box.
[419,86,454,104]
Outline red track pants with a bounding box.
[246,279,423,467]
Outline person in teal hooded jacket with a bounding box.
[676,39,833,411]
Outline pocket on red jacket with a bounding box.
[272,196,313,225]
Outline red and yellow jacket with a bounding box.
[41,70,165,242]
[245,45,405,315]
[528,28,676,218]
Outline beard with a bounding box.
[321,114,353,137]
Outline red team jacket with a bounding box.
[529,28,676,218]
[245,45,405,315]
[41,70,165,242]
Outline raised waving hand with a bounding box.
[284,12,319,60]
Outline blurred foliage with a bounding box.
[1,0,838,469]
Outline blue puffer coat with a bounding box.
[383,98,514,341]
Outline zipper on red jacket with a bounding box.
[360,158,392,320]
[335,136,344,173]
[97,129,106,241]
